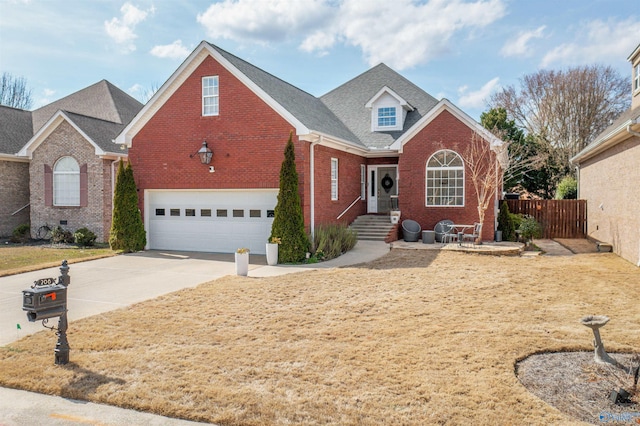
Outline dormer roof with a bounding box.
[365,86,414,111]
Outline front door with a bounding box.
[367,166,398,213]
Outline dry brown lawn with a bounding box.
[0,250,638,425]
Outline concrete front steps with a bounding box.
[350,214,396,241]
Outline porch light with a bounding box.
[191,141,213,165]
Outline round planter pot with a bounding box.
[235,252,249,276]
[266,243,278,266]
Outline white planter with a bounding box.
[390,210,401,224]
[266,243,279,266]
[235,252,249,276]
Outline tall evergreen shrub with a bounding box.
[498,201,516,241]
[270,133,309,263]
[109,161,146,252]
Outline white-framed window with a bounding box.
[426,150,464,207]
[202,76,219,116]
[331,158,338,201]
[377,107,396,127]
[635,63,640,92]
[53,156,80,206]
[360,164,366,201]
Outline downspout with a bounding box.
[310,135,321,242]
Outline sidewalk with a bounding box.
[0,241,389,426]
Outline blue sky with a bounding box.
[1,0,638,120]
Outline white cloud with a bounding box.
[197,0,506,70]
[541,17,640,67]
[104,2,153,53]
[197,0,333,44]
[150,40,191,60]
[500,25,545,57]
[457,77,500,109]
[43,88,56,97]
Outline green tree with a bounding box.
[481,107,560,199]
[109,161,146,252]
[270,133,309,263]
[555,175,577,199]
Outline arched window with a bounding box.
[53,156,80,206]
[426,150,464,206]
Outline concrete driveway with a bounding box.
[0,241,389,425]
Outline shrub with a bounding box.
[109,161,146,252]
[312,224,357,261]
[10,223,30,243]
[497,202,516,241]
[51,226,74,244]
[269,133,310,263]
[74,227,97,247]
[518,215,542,242]
[555,175,577,199]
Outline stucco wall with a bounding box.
[29,121,113,242]
[579,135,640,266]
[0,159,30,237]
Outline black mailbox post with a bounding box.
[22,260,71,365]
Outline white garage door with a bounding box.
[147,190,277,254]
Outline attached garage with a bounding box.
[146,190,277,255]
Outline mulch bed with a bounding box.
[517,352,640,425]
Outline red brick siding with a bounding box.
[398,110,496,240]
[130,55,304,219]
[312,145,367,227]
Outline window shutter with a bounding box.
[44,164,53,206]
[80,164,88,207]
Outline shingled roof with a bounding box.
[208,43,362,147]
[31,80,142,134]
[321,64,440,149]
[63,111,129,154]
[0,106,33,155]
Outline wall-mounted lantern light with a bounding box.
[191,141,213,165]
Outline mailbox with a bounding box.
[22,283,67,322]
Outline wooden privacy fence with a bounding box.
[502,199,587,239]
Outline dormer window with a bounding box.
[635,63,640,92]
[366,86,413,132]
[377,107,397,127]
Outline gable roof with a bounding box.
[117,41,361,148]
[17,110,128,159]
[12,80,141,159]
[389,98,503,151]
[571,104,640,164]
[0,105,33,155]
[31,80,142,133]
[321,64,440,149]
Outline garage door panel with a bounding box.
[148,190,277,254]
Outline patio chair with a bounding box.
[462,223,482,247]
[434,220,454,243]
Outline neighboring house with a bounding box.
[116,41,501,255]
[0,80,142,242]
[0,106,32,236]
[571,44,640,267]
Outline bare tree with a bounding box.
[489,65,629,177]
[461,132,501,243]
[0,72,33,109]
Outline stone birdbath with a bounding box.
[580,315,618,366]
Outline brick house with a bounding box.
[571,43,640,266]
[0,80,142,241]
[116,41,502,255]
